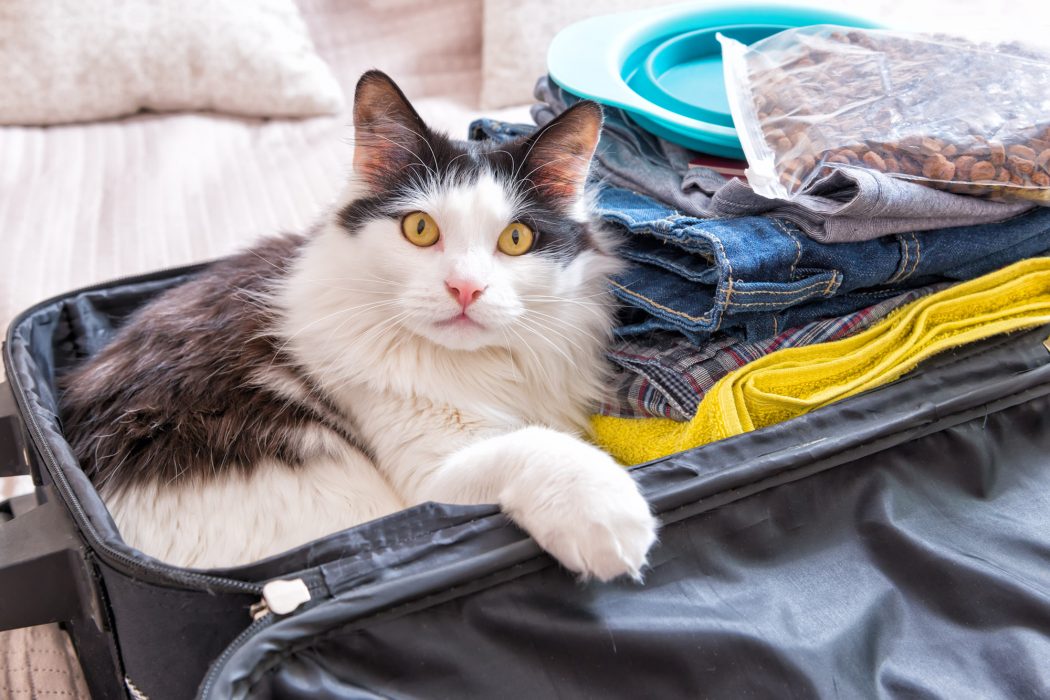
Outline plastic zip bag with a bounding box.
[720,26,1050,204]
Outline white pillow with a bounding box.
[0,0,344,125]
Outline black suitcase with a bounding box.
[3,262,1050,699]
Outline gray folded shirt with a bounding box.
[533,75,1035,243]
[704,167,1035,243]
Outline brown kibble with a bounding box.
[826,153,850,165]
[1008,144,1036,160]
[884,156,899,172]
[800,153,817,172]
[920,137,943,154]
[996,167,1012,183]
[941,144,958,158]
[989,142,1006,166]
[898,156,923,176]
[954,155,977,180]
[899,135,923,150]
[838,148,860,162]
[766,128,787,142]
[922,154,955,181]
[1008,155,1035,175]
[1032,172,1050,187]
[863,151,887,171]
[775,137,793,152]
[1036,149,1050,171]
[1009,173,1024,186]
[970,161,996,181]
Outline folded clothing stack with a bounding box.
[593,256,1050,464]
[470,81,1050,438]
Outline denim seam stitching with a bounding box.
[610,281,713,322]
[908,232,923,279]
[710,234,732,333]
[823,272,839,296]
[726,278,837,296]
[715,277,732,332]
[772,218,803,280]
[888,235,912,284]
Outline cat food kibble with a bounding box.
[729,27,1050,202]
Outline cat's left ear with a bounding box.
[352,70,430,188]
[521,100,603,202]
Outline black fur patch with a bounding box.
[59,235,373,491]
[338,129,599,262]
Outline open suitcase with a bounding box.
[3,261,1050,699]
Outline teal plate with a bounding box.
[547,3,880,158]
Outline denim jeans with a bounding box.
[600,188,1050,342]
[468,120,1050,343]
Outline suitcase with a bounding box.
[3,262,1050,699]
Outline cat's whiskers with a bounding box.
[306,299,408,380]
[270,297,402,362]
[504,325,553,389]
[515,316,584,368]
[519,310,599,357]
[319,310,414,398]
[497,325,524,384]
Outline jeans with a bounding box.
[469,120,1050,344]
[600,188,1050,342]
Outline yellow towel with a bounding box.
[593,257,1050,466]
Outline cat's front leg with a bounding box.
[420,426,657,581]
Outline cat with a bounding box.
[60,71,657,581]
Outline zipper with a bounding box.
[201,578,313,698]
[197,611,277,700]
[3,261,263,594]
[249,579,312,620]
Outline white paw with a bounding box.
[500,433,657,582]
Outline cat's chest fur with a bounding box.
[59,72,658,578]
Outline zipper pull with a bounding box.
[249,578,311,620]
[1043,333,1050,353]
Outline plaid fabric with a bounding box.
[600,284,949,421]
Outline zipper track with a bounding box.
[3,262,263,595]
[197,613,276,699]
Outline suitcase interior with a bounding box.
[3,264,1050,699]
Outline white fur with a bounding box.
[111,168,657,580]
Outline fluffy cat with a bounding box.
[60,71,657,580]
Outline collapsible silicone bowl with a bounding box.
[548,2,880,158]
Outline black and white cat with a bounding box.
[61,71,657,580]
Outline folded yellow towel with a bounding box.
[593,257,1050,466]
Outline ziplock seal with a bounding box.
[718,32,784,199]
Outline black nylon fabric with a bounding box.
[205,325,1050,698]
[256,393,1050,700]
[4,266,1050,700]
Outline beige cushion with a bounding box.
[479,0,672,109]
[0,0,344,125]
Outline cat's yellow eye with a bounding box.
[497,222,535,256]
[401,211,440,247]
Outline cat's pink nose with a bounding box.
[445,279,486,309]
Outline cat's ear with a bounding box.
[521,100,603,202]
[352,70,429,188]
